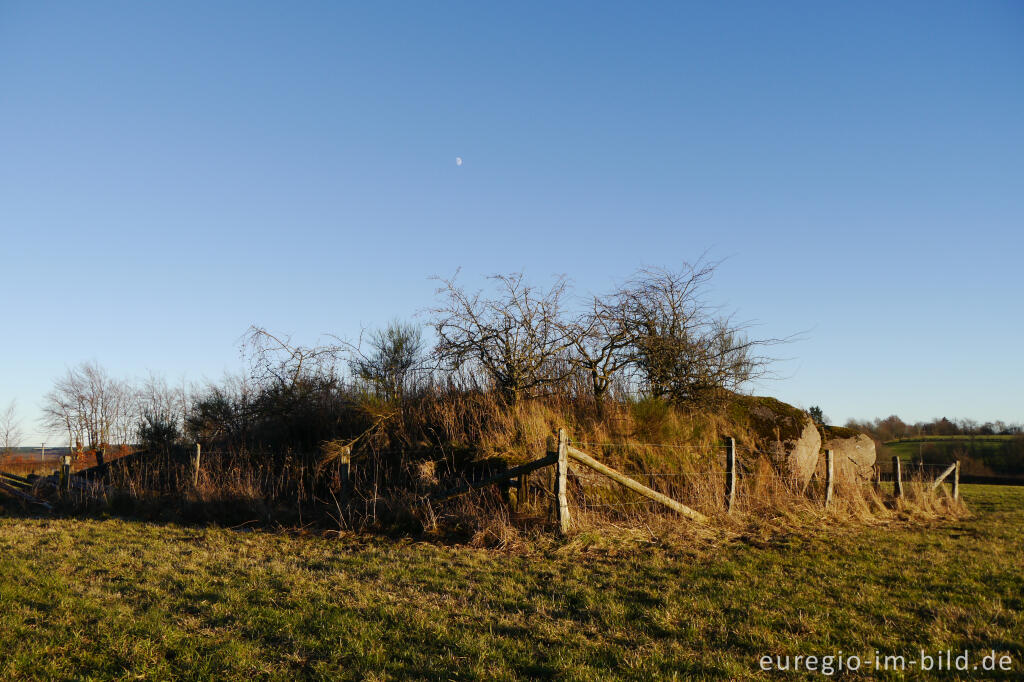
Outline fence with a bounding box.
[873,456,960,501]
[0,434,964,530]
[432,429,965,535]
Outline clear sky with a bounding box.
[2,1,1022,444]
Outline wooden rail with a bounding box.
[566,445,709,523]
[432,453,558,502]
[930,462,957,490]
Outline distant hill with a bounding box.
[3,446,72,460]
[881,435,1023,477]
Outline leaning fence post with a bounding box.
[824,449,834,507]
[892,456,903,499]
[191,443,202,488]
[952,460,960,501]
[554,429,571,535]
[725,437,737,513]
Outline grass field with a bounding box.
[0,486,1021,680]
[884,438,1008,459]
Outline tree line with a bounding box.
[35,260,786,455]
[846,414,1023,442]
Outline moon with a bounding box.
[455,157,463,166]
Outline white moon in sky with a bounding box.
[455,157,463,166]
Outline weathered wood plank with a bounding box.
[893,456,903,498]
[554,429,571,534]
[0,480,52,509]
[0,473,32,489]
[930,462,958,491]
[725,437,737,513]
[191,443,202,488]
[0,471,32,485]
[953,461,960,501]
[432,453,557,502]
[824,449,834,507]
[566,446,709,523]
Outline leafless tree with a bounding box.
[135,373,191,451]
[606,261,785,406]
[242,325,344,390]
[0,400,24,454]
[41,361,137,449]
[429,272,573,404]
[562,294,636,413]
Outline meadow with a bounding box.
[883,436,1012,461]
[0,484,1020,680]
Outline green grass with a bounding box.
[1,486,1022,680]
[884,438,1009,463]
[886,436,1014,443]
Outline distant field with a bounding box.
[882,437,1012,466]
[0,486,1021,679]
[888,436,1014,443]
[0,456,61,477]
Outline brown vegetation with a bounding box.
[9,263,963,539]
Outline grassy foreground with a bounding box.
[1,486,1021,680]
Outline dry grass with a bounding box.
[13,394,967,543]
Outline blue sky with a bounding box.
[2,1,1022,443]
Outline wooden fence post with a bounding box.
[952,460,960,501]
[554,429,571,535]
[824,449,834,507]
[96,447,109,484]
[60,455,71,494]
[518,469,529,509]
[191,443,202,488]
[339,446,352,504]
[892,455,903,499]
[725,437,737,513]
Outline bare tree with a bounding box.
[135,373,190,452]
[41,361,137,449]
[429,272,573,404]
[563,294,636,413]
[0,400,23,454]
[607,261,784,406]
[242,325,344,390]
[349,320,425,402]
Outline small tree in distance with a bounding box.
[808,405,827,425]
[1,400,23,455]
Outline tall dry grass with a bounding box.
[38,389,966,543]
